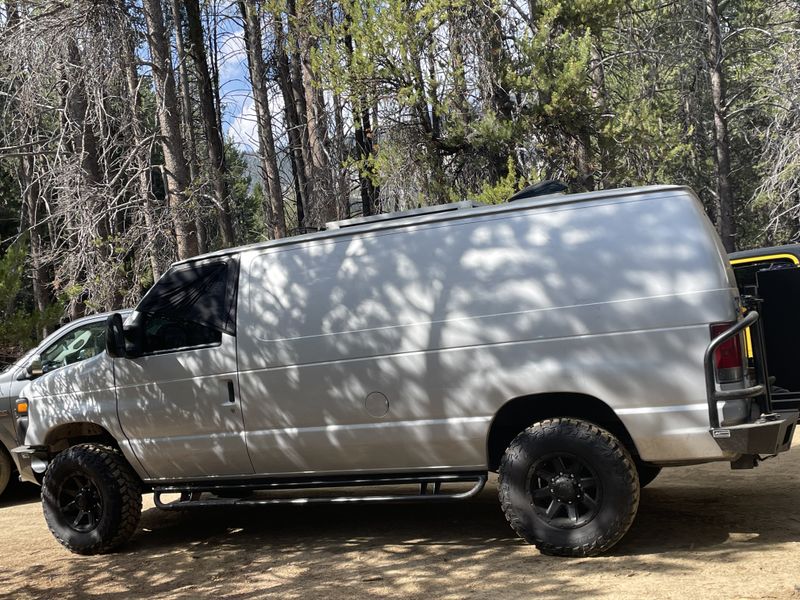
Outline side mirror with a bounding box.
[106,313,127,358]
[26,355,43,378]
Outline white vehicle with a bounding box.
[12,185,796,556]
[0,311,131,497]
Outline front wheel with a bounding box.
[498,418,640,556]
[42,444,142,555]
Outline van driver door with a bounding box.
[114,258,254,480]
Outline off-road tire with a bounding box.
[0,445,12,497]
[498,418,639,557]
[636,462,662,489]
[42,444,142,555]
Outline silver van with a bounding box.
[11,185,796,556]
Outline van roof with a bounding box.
[173,185,689,266]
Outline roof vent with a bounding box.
[508,180,568,202]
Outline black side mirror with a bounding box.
[24,355,43,379]
[106,313,127,358]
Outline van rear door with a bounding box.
[751,266,800,410]
[731,255,800,411]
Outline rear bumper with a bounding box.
[10,445,48,485]
[705,310,798,459]
[711,410,798,455]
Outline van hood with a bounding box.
[23,352,115,401]
[0,365,19,388]
[0,364,23,406]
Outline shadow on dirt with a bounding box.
[4,466,800,600]
[130,478,800,559]
[0,479,40,508]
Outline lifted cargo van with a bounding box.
[12,186,797,556]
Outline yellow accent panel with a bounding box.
[744,328,753,358]
[730,253,800,266]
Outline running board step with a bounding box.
[153,472,487,510]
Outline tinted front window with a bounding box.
[140,314,221,353]
[137,261,236,334]
[134,259,236,354]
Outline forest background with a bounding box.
[1,0,799,362]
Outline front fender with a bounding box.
[25,353,122,446]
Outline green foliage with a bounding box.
[225,142,267,244]
[0,162,20,245]
[475,158,520,205]
[0,239,62,362]
[0,240,26,316]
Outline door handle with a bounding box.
[220,380,237,411]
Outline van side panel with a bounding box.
[236,190,739,475]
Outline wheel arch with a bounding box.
[486,392,640,472]
[44,422,121,454]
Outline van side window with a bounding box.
[135,259,238,354]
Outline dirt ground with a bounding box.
[3,447,800,600]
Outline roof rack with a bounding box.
[325,200,481,230]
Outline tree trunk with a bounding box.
[274,10,308,229]
[574,128,594,192]
[449,2,468,119]
[20,145,50,330]
[705,0,736,251]
[122,20,167,279]
[63,40,110,315]
[141,0,199,260]
[288,0,333,228]
[285,0,315,228]
[482,4,514,183]
[239,0,287,239]
[361,108,379,213]
[207,4,225,137]
[332,89,349,220]
[590,45,609,188]
[343,22,378,217]
[184,0,236,247]
[169,0,207,254]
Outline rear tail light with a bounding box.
[710,322,744,383]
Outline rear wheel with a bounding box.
[498,418,640,556]
[0,445,12,497]
[42,444,142,555]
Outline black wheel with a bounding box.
[0,445,12,497]
[498,418,639,557]
[635,461,661,489]
[42,444,142,555]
